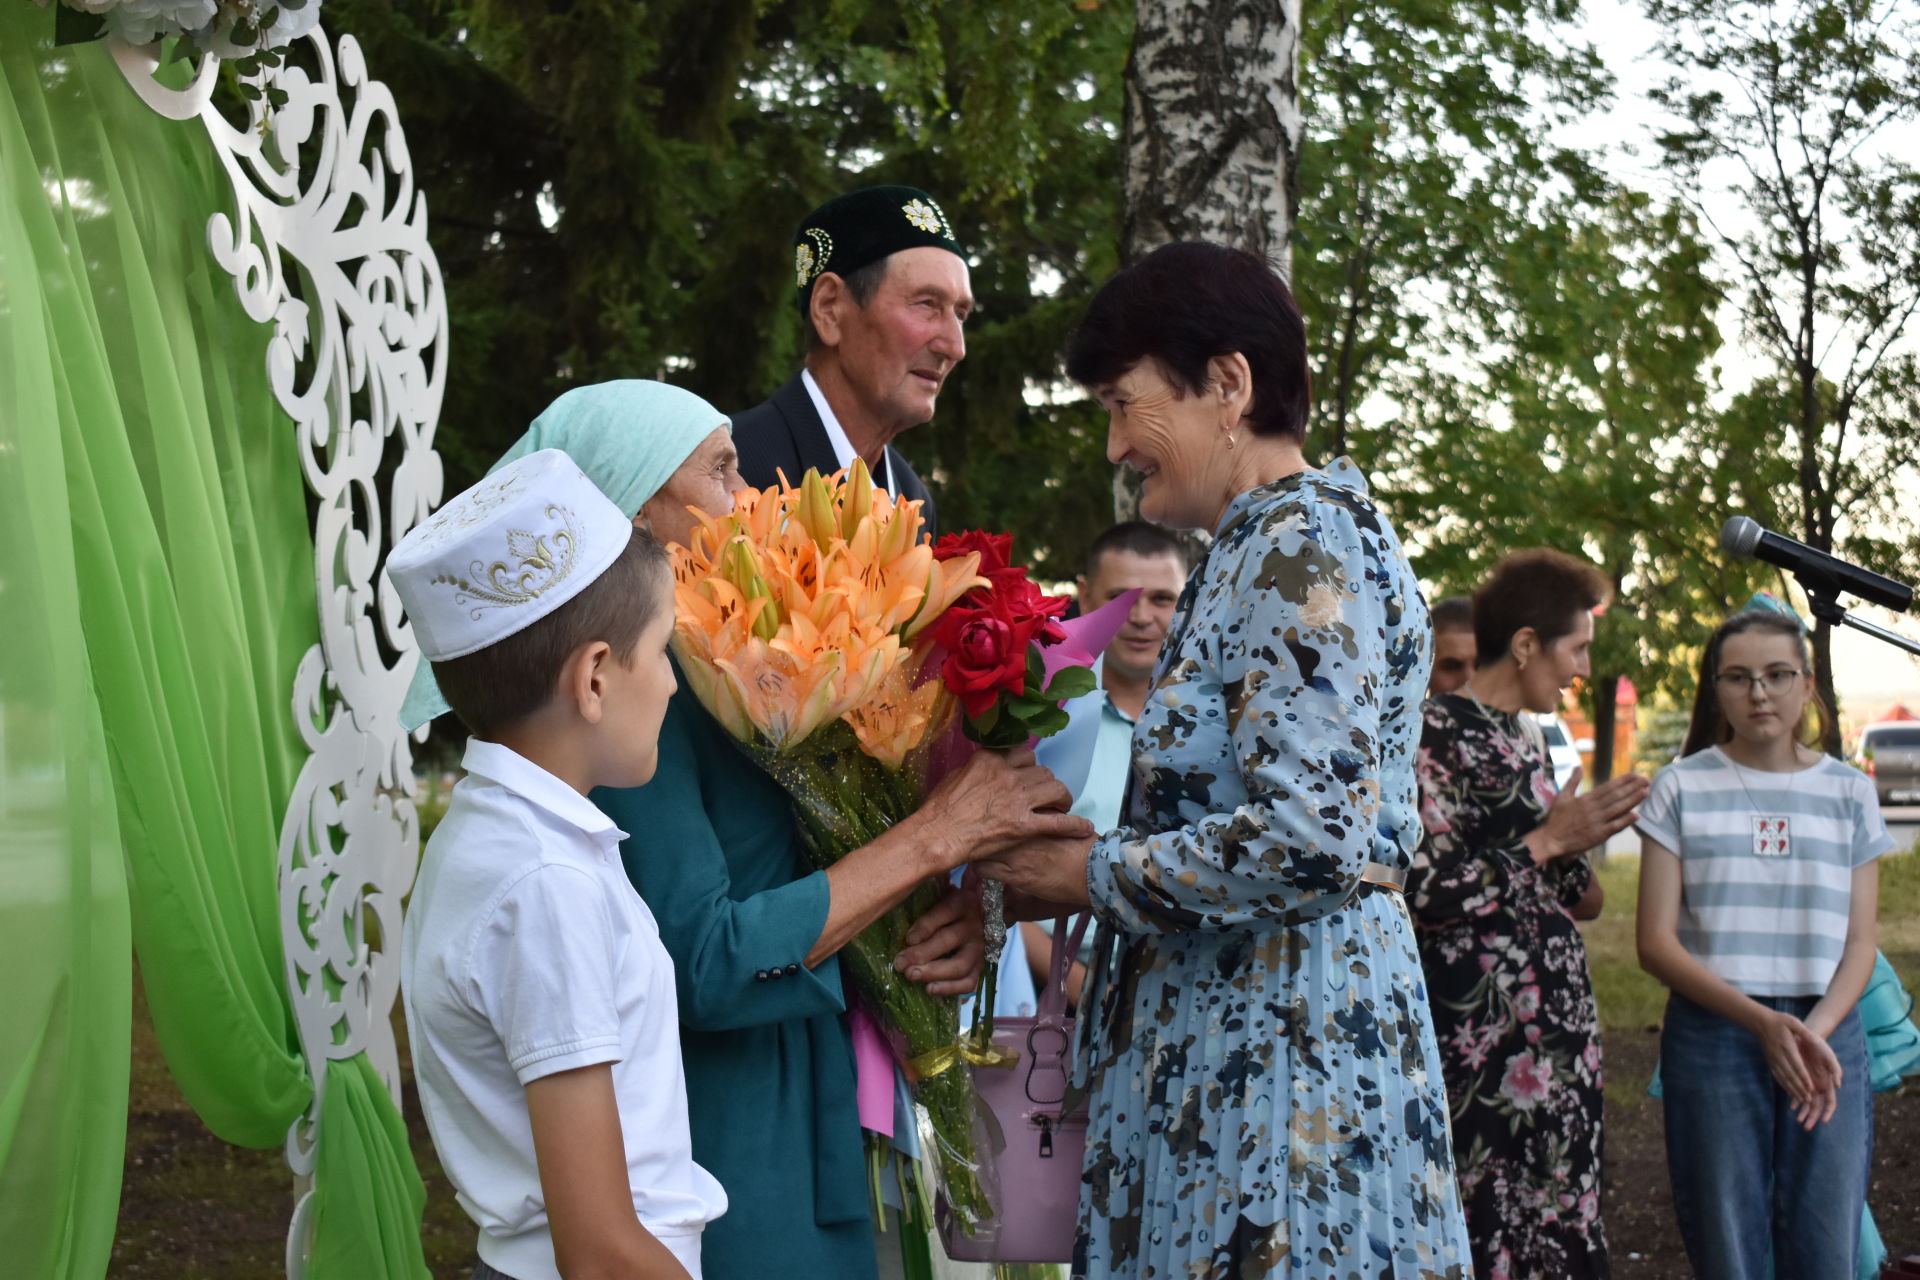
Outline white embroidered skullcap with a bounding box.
[387,448,633,663]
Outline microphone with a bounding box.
[1720,516,1914,615]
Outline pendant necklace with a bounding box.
[1724,746,1807,858]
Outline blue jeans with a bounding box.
[1660,992,1872,1280]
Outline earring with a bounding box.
[1226,431,1237,451]
[1517,656,1528,672]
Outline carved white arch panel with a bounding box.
[116,29,446,1276]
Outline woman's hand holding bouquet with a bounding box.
[664,461,1113,1229]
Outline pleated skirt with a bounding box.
[1073,889,1472,1279]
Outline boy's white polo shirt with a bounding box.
[401,738,726,1280]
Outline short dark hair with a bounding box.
[1472,550,1610,668]
[803,257,891,351]
[1431,595,1473,634]
[1064,241,1311,440]
[432,529,671,739]
[1084,521,1189,579]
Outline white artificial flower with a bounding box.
[257,0,321,49]
[190,0,322,58]
[80,0,220,46]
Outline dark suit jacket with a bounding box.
[729,372,939,537]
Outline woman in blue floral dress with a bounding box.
[976,242,1470,1280]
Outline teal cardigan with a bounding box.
[594,686,878,1280]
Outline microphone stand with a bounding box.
[1799,582,1920,658]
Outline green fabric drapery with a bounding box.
[0,11,428,1277]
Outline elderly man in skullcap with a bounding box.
[730,185,972,536]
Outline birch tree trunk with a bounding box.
[1122,0,1303,267]
[1115,0,1304,518]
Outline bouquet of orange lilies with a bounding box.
[670,459,1001,1227]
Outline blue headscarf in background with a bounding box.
[399,379,729,731]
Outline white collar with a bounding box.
[801,368,897,496]
[460,738,627,854]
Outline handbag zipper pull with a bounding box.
[1038,1114,1054,1158]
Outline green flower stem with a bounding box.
[758,725,992,1227]
[970,963,999,1047]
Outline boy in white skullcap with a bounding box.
[389,449,725,1280]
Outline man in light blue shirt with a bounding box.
[1062,522,1191,830]
[1035,523,1190,1000]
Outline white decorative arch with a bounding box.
[115,31,446,1276]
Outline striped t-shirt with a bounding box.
[1636,747,1891,997]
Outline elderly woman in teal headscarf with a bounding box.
[400,379,741,729]
[405,379,1058,1280]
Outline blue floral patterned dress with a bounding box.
[1075,461,1472,1280]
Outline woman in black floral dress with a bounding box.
[1409,550,1649,1280]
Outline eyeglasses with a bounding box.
[1714,667,1805,697]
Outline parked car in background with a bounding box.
[1537,714,1582,792]
[1856,723,1920,806]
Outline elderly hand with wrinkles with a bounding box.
[806,746,1092,980]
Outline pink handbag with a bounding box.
[938,914,1091,1264]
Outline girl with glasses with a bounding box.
[1636,598,1888,1278]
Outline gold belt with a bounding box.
[1359,861,1406,894]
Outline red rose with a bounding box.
[989,575,1071,644]
[932,529,1013,574]
[933,600,1044,718]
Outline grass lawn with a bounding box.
[1875,836,1920,989]
[1583,855,1670,1095]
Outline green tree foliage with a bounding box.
[326,0,1132,574]
[1376,188,1782,709]
[1290,0,1883,772]
[1632,702,1694,772]
[1295,0,1611,458]
[1646,0,1920,746]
